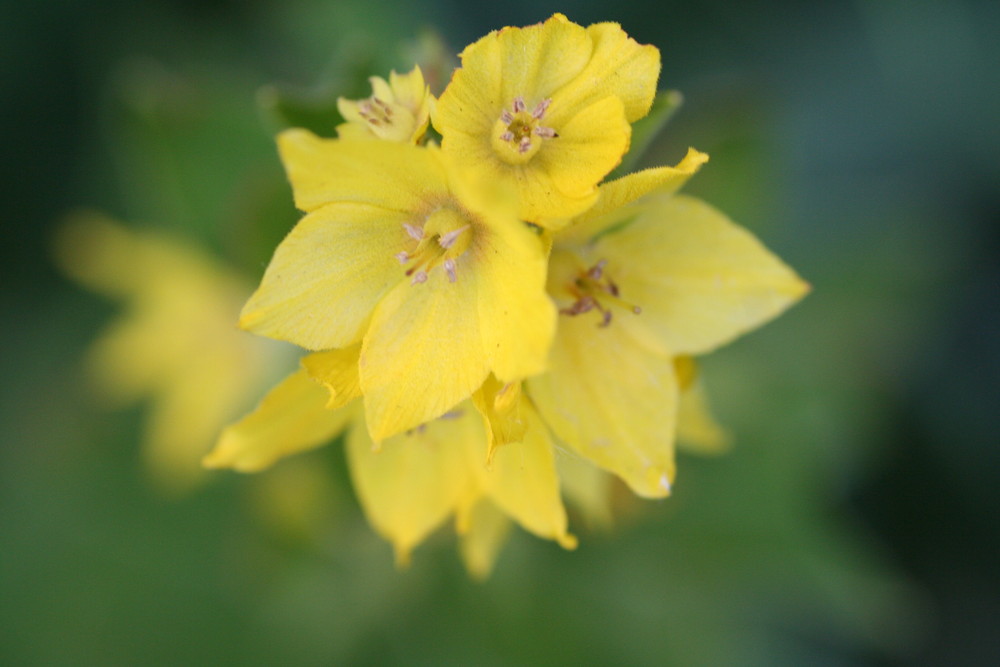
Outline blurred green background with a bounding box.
[2,0,998,665]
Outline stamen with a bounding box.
[444,258,457,283]
[534,126,558,139]
[403,222,424,241]
[512,96,526,113]
[411,270,428,285]
[500,131,514,142]
[501,110,514,124]
[437,224,470,249]
[395,251,410,264]
[518,136,532,153]
[560,259,642,325]
[531,98,552,119]
[587,259,607,280]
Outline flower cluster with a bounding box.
[205,14,809,575]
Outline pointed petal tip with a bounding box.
[659,472,672,495]
[557,532,579,550]
[201,430,236,471]
[200,451,225,470]
[393,544,413,570]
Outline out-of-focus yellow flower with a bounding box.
[526,158,810,497]
[54,214,281,494]
[240,132,555,442]
[433,13,660,225]
[336,66,434,143]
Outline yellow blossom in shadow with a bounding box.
[54,214,282,495]
[434,13,660,225]
[336,66,434,143]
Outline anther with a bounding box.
[411,270,428,285]
[561,259,642,326]
[437,224,469,249]
[512,96,526,113]
[534,126,557,139]
[500,131,514,141]
[403,222,424,241]
[444,258,457,283]
[531,98,552,119]
[395,251,410,264]
[501,110,514,124]
[518,136,532,153]
[587,259,607,280]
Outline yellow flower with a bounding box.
[239,131,556,442]
[205,361,575,575]
[336,66,433,143]
[54,214,280,495]
[525,153,810,497]
[433,13,660,225]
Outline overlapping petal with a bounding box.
[239,203,411,350]
[336,66,433,143]
[301,344,362,409]
[527,313,678,498]
[347,412,474,566]
[434,14,659,224]
[589,194,811,355]
[242,131,555,442]
[469,399,576,548]
[203,368,353,472]
[456,499,512,580]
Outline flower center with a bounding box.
[490,96,558,165]
[557,258,641,327]
[395,208,473,285]
[355,96,416,142]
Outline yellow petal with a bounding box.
[593,194,811,356]
[301,344,362,409]
[457,499,513,580]
[443,15,590,125]
[560,148,710,244]
[54,214,144,297]
[471,376,527,464]
[346,410,475,566]
[527,314,678,498]
[359,258,489,442]
[144,347,255,494]
[239,203,411,350]
[470,399,576,548]
[471,213,556,381]
[335,67,432,144]
[276,129,447,213]
[203,369,352,472]
[359,209,554,442]
[557,454,614,529]
[675,358,730,454]
[434,14,653,225]
[553,21,660,123]
[524,95,631,224]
